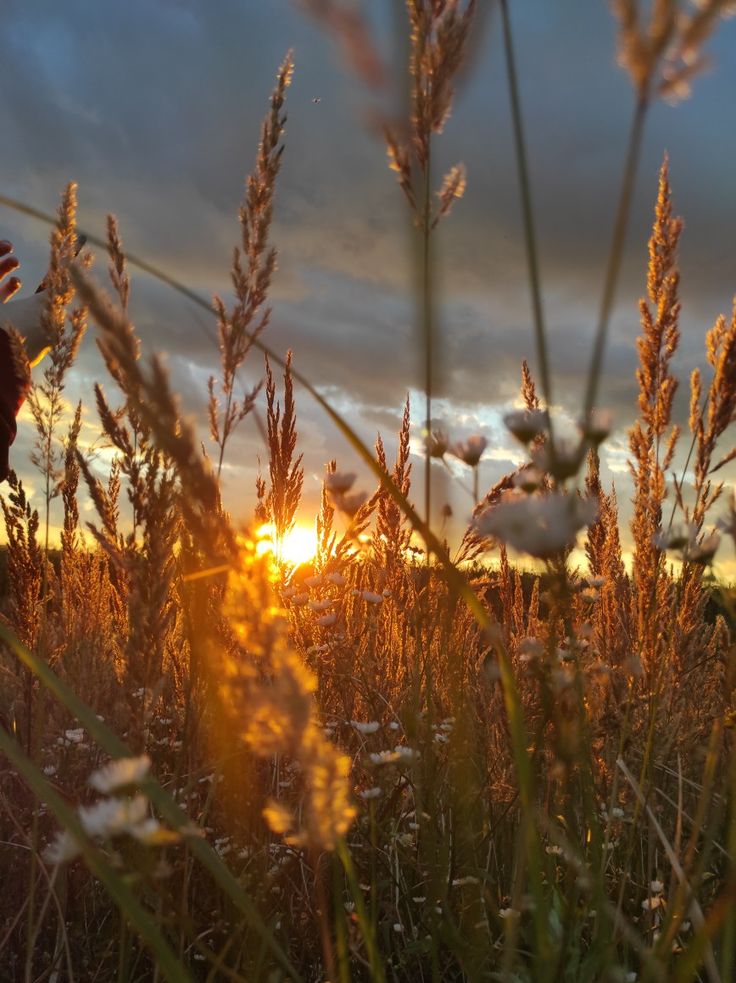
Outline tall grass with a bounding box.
[1,2,735,981]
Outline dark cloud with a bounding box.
[1,0,736,545]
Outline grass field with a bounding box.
[1,2,736,981]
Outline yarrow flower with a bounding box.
[351,720,380,735]
[579,407,613,445]
[653,523,720,563]
[325,471,356,494]
[503,409,548,444]
[89,755,151,794]
[450,434,487,467]
[423,427,450,459]
[530,437,586,482]
[513,465,543,493]
[474,491,597,559]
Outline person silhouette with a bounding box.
[0,239,50,482]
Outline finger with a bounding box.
[0,254,20,282]
[0,276,21,304]
[0,240,13,258]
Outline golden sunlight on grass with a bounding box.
[255,520,319,567]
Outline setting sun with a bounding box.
[256,521,318,567]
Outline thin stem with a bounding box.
[499,0,552,414]
[583,95,649,423]
[422,145,434,530]
[216,388,234,480]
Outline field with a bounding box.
[1,2,736,981]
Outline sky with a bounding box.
[1,0,736,569]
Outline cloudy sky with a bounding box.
[1,1,736,566]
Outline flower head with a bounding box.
[503,409,548,445]
[424,428,450,459]
[89,755,151,794]
[475,491,597,559]
[450,434,487,467]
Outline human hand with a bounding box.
[0,240,31,481]
[0,240,22,304]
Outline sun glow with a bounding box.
[256,522,319,567]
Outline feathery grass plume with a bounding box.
[314,460,338,571]
[385,0,475,525]
[628,159,681,649]
[612,0,736,103]
[0,474,44,755]
[585,1,734,433]
[297,0,385,88]
[209,52,293,479]
[1,475,44,654]
[25,184,90,557]
[689,302,736,522]
[72,269,232,561]
[264,351,304,547]
[221,537,356,853]
[585,449,629,668]
[373,396,413,571]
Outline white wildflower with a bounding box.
[359,787,382,800]
[336,490,368,516]
[424,428,450,459]
[642,896,662,910]
[44,831,81,865]
[531,437,586,481]
[653,523,692,551]
[130,818,179,845]
[369,745,420,766]
[309,598,334,613]
[579,408,613,445]
[64,728,85,745]
[475,491,597,559]
[650,879,664,894]
[684,531,720,564]
[89,755,151,794]
[78,795,148,838]
[513,465,543,492]
[504,409,548,444]
[351,720,380,735]
[518,637,544,663]
[325,471,356,494]
[450,435,487,467]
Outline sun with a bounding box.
[256,522,319,568]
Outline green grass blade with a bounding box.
[0,623,302,982]
[0,726,194,983]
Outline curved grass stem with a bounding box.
[499,0,552,416]
[583,95,649,424]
